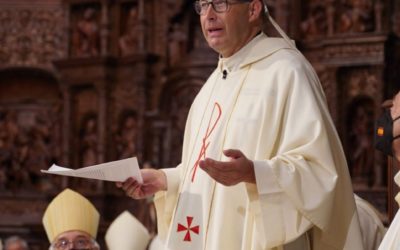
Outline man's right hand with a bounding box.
[116,168,167,199]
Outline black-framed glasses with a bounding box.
[194,0,252,15]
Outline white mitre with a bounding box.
[105,210,151,250]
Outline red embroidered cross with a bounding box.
[191,102,222,182]
[177,216,200,242]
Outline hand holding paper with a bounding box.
[41,157,143,183]
[116,168,167,199]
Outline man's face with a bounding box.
[200,0,255,57]
[51,231,98,250]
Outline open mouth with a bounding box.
[208,27,223,35]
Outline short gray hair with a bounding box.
[4,236,29,250]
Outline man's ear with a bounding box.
[248,0,263,22]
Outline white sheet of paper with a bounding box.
[41,157,142,183]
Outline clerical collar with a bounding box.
[219,32,265,73]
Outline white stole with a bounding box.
[166,67,250,250]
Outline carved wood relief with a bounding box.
[300,0,385,40]
[70,4,101,58]
[0,6,66,69]
[0,68,62,193]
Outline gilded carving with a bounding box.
[0,8,65,68]
[301,0,384,39]
[346,68,380,98]
[300,1,327,39]
[338,0,374,33]
[324,43,384,62]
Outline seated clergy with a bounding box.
[42,188,100,250]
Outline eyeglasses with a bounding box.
[194,0,252,15]
[51,236,97,250]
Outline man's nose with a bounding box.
[204,3,217,19]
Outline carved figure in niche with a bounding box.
[168,23,187,66]
[80,114,98,167]
[0,10,11,38]
[71,8,100,57]
[0,111,27,190]
[300,3,326,39]
[3,111,19,148]
[0,11,12,63]
[347,69,379,98]
[26,114,53,191]
[347,96,375,186]
[18,9,32,29]
[0,109,59,191]
[9,133,32,190]
[119,7,140,56]
[116,110,138,159]
[338,0,374,33]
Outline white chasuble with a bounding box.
[154,34,364,250]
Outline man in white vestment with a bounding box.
[117,0,364,249]
[375,91,400,250]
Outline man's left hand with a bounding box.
[199,149,256,186]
